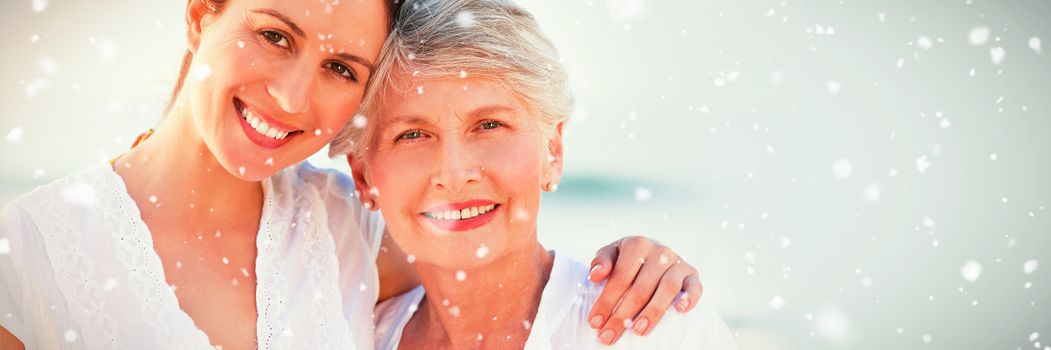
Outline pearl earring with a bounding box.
[363,199,375,210]
[545,182,559,192]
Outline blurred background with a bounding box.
[2,0,1048,349]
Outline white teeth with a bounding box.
[426,204,497,220]
[240,106,292,140]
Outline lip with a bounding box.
[421,200,500,232]
[234,98,302,149]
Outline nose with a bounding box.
[265,63,313,114]
[430,139,481,193]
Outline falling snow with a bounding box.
[6,127,24,144]
[191,64,212,81]
[990,47,1006,65]
[352,114,367,128]
[863,183,880,202]
[633,186,652,202]
[961,260,982,282]
[915,156,931,174]
[64,329,77,343]
[32,0,48,13]
[454,11,476,28]
[969,26,990,46]
[1023,260,1039,275]
[768,295,785,309]
[832,158,852,179]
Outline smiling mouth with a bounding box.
[422,204,499,220]
[234,98,302,141]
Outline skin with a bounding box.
[349,75,702,348]
[0,0,701,348]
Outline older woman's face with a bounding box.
[185,0,387,181]
[358,75,563,269]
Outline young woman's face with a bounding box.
[356,74,563,270]
[185,0,388,180]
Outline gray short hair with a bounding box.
[329,0,573,159]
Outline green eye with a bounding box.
[480,120,503,130]
[398,130,423,141]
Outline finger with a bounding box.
[586,239,646,331]
[589,241,619,283]
[678,269,703,312]
[601,251,672,342]
[632,262,692,335]
[601,248,675,340]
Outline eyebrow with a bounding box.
[466,105,514,120]
[335,52,375,75]
[384,105,515,129]
[252,9,305,38]
[251,9,375,74]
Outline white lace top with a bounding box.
[0,161,385,349]
[373,251,737,350]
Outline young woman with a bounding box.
[0,0,704,349]
[335,0,735,348]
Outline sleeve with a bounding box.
[682,309,738,350]
[0,204,34,346]
[318,166,386,259]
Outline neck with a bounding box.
[113,94,262,234]
[411,240,554,348]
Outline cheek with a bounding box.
[480,137,545,189]
[370,154,430,212]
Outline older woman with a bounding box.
[334,0,736,348]
[0,0,705,349]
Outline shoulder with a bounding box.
[2,164,117,234]
[279,161,357,199]
[541,252,736,349]
[373,286,425,350]
[6,164,115,211]
[273,161,385,257]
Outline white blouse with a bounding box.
[0,161,385,349]
[373,251,737,350]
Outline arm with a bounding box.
[1,206,29,350]
[586,236,703,345]
[0,327,24,350]
[374,229,421,302]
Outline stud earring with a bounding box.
[545,182,559,192]
[362,199,375,210]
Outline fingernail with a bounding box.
[599,329,615,344]
[633,318,649,335]
[589,265,602,276]
[589,315,604,328]
[677,298,690,311]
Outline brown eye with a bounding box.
[325,62,358,83]
[260,30,290,49]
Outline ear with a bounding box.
[347,154,377,209]
[185,0,215,55]
[543,122,565,188]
